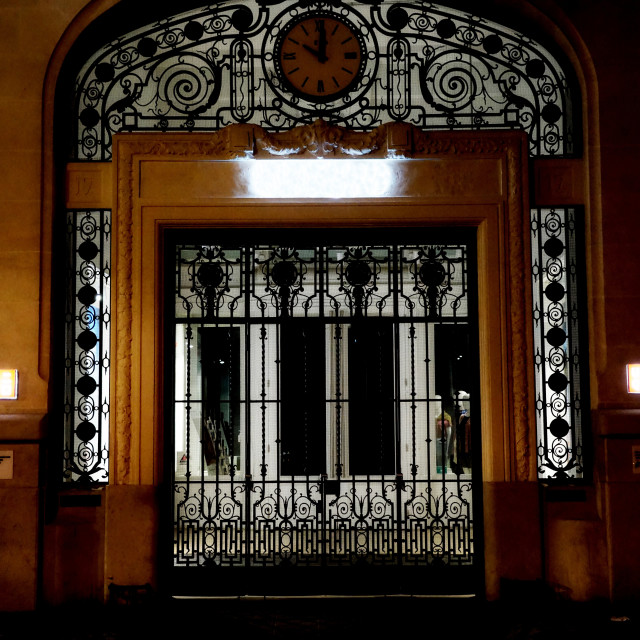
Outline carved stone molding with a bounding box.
[113,120,534,484]
[505,139,533,481]
[66,162,113,209]
[116,119,530,161]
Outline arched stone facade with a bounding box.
[3,0,640,610]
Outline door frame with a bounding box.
[66,120,536,598]
[163,224,482,597]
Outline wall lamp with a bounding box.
[0,370,18,400]
[627,364,640,394]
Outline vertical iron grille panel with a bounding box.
[73,0,578,161]
[170,232,477,574]
[531,208,585,479]
[173,242,247,567]
[63,210,111,483]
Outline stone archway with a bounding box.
[43,0,604,603]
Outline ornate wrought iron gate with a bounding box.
[166,228,480,595]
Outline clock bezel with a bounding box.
[274,11,367,104]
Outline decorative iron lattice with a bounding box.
[63,210,111,483]
[531,208,585,479]
[73,0,576,160]
[62,0,585,490]
[170,232,476,573]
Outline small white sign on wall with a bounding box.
[0,451,14,479]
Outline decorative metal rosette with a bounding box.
[254,246,318,317]
[327,245,391,317]
[402,245,466,319]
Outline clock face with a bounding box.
[276,14,364,102]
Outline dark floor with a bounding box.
[1,596,639,640]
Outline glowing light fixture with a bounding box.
[249,159,394,199]
[627,364,640,394]
[0,370,18,400]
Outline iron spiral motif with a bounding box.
[531,208,584,478]
[63,211,111,482]
[73,0,576,160]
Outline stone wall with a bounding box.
[0,0,639,609]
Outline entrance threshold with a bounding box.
[172,593,477,600]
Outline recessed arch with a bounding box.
[42,0,604,382]
[41,0,602,599]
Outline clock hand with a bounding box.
[318,21,328,63]
[303,43,321,58]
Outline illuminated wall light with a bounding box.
[0,370,18,400]
[627,364,640,394]
[249,159,394,199]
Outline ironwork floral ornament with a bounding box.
[336,246,387,317]
[186,246,233,319]
[408,247,462,318]
[259,247,310,318]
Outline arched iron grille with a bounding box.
[73,0,576,161]
[62,1,586,484]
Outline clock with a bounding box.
[276,13,364,102]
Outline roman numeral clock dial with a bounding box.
[276,14,364,102]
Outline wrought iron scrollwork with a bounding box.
[176,245,243,319]
[531,208,584,479]
[73,0,577,160]
[328,245,391,317]
[171,232,476,570]
[254,247,317,317]
[404,483,472,563]
[174,483,245,566]
[64,211,111,483]
[251,484,322,565]
[403,245,466,318]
